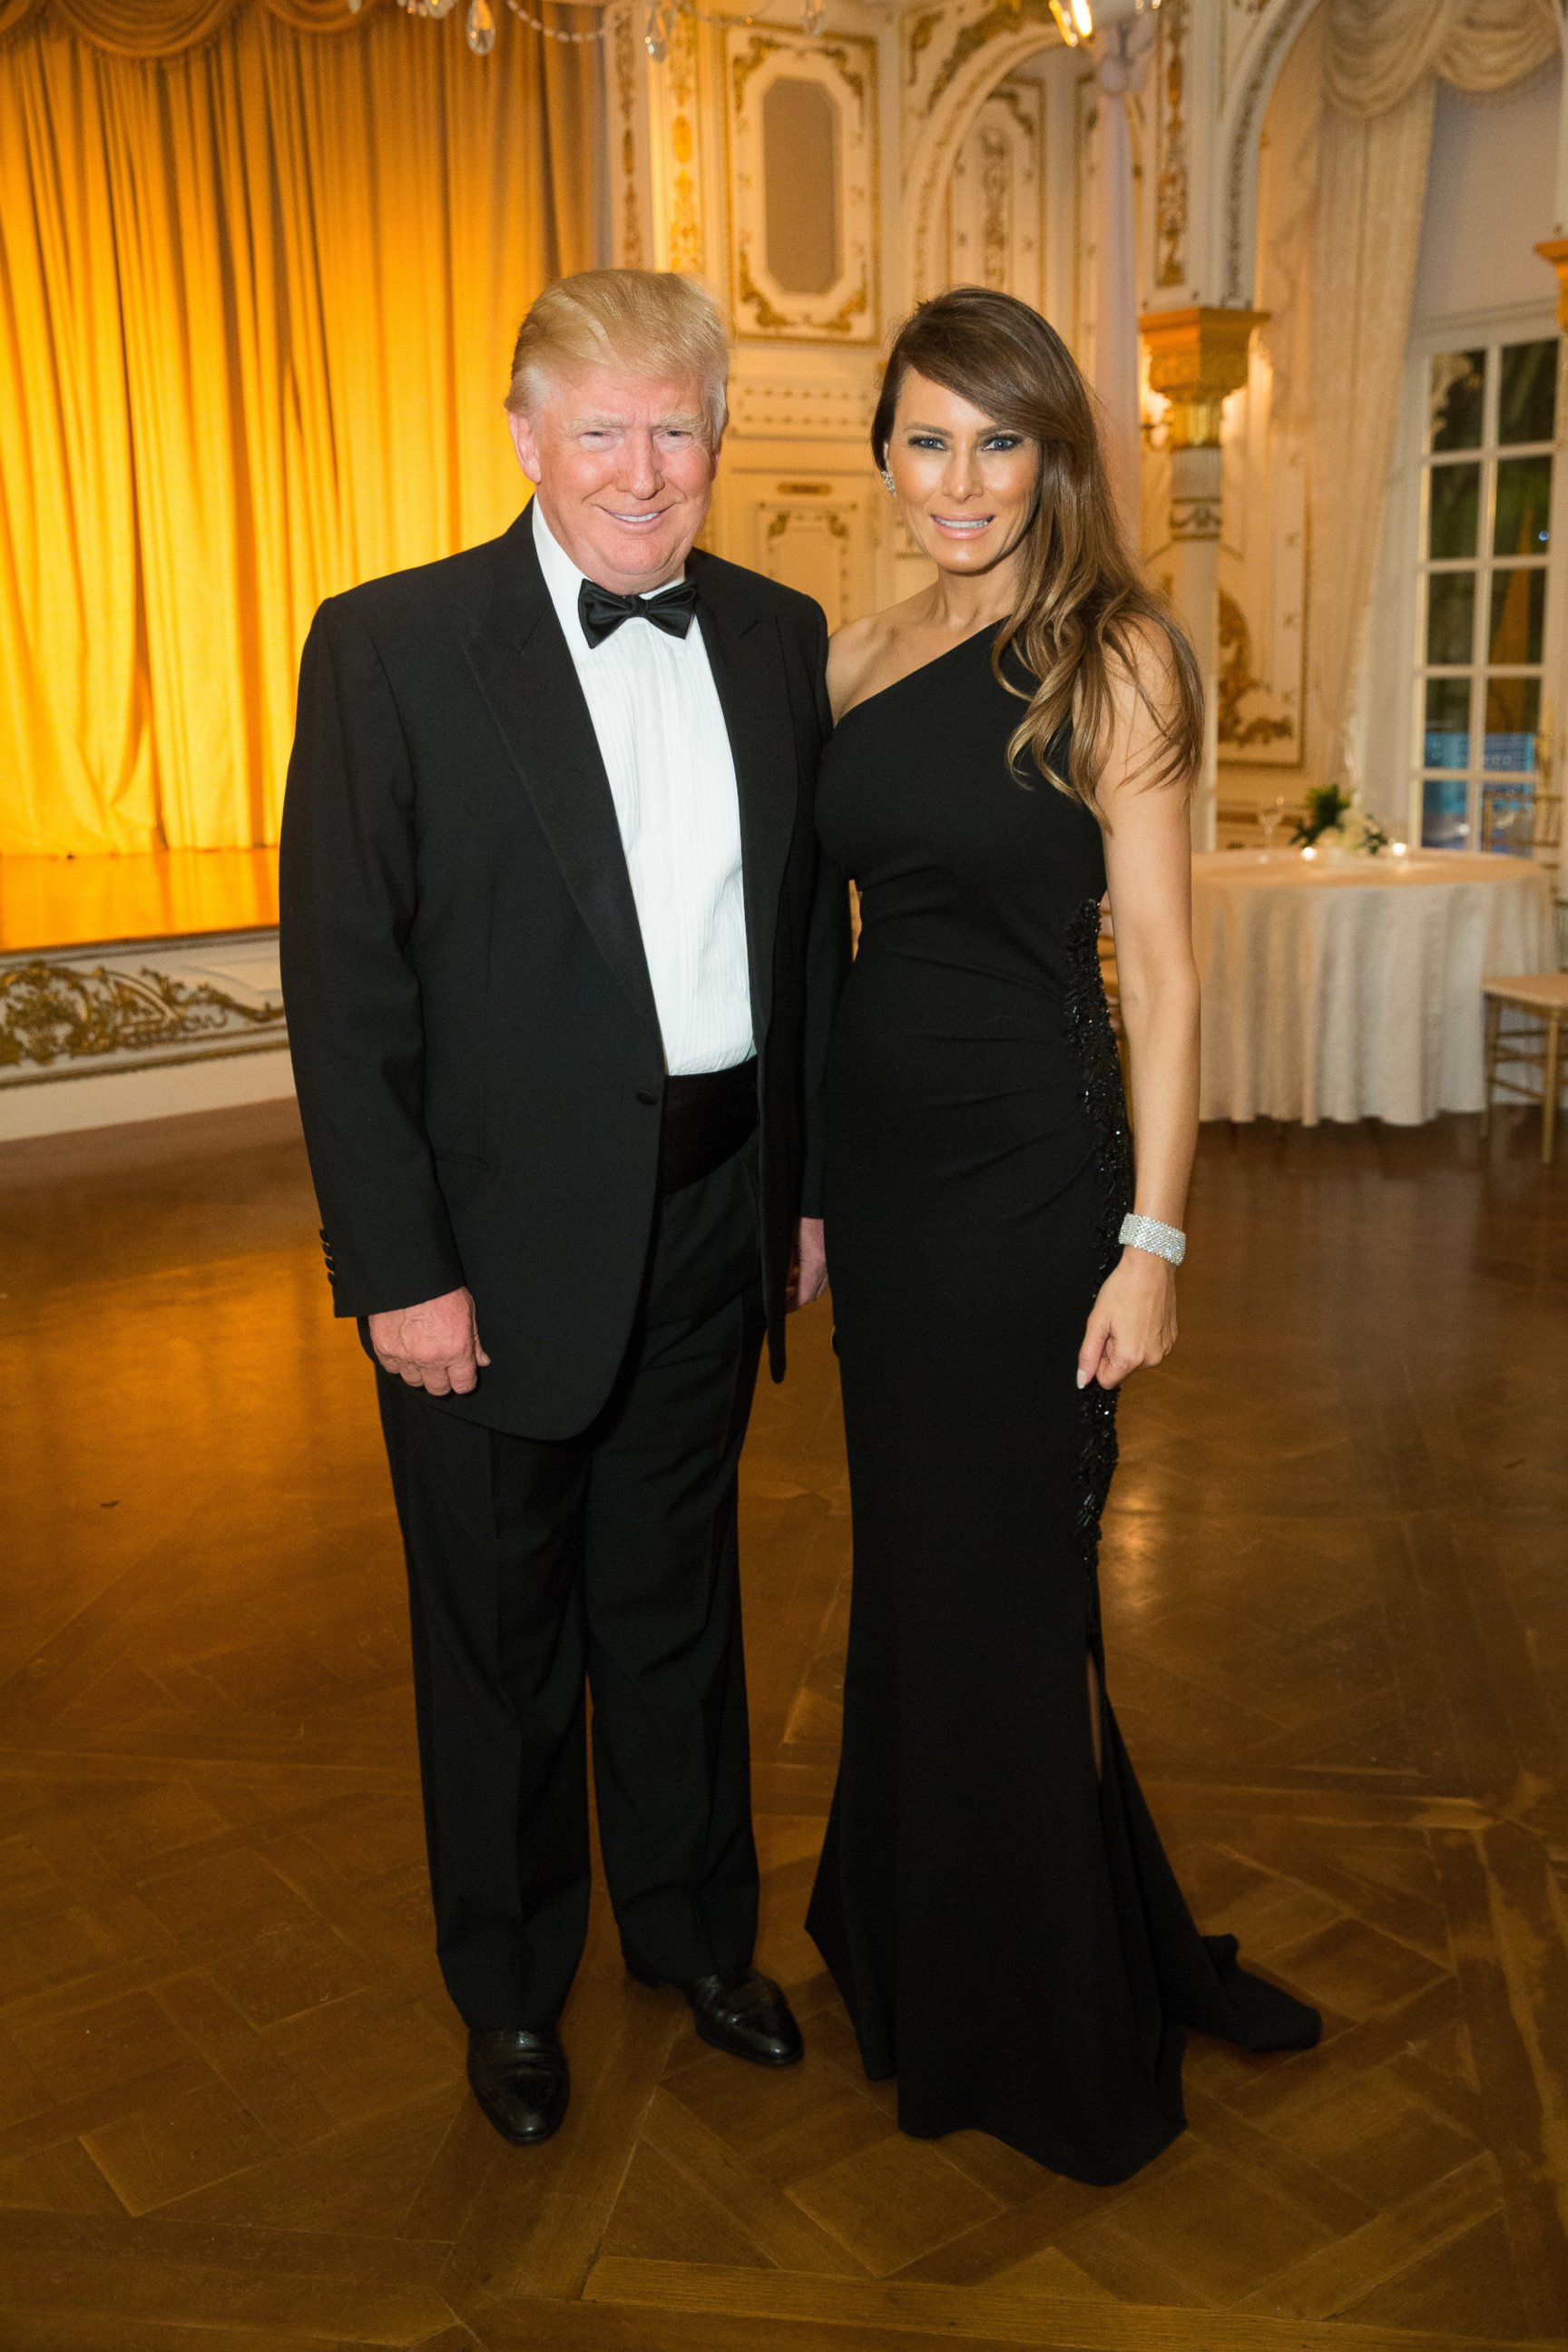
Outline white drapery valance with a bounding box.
[1306,0,1563,797]
[1323,0,1560,118]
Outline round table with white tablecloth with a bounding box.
[1191,848,1556,1124]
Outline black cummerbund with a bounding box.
[658,1059,759,1196]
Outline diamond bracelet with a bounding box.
[1119,1212,1186,1266]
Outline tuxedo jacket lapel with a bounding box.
[694,563,800,1048]
[464,518,661,1038]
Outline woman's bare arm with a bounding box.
[1076,639,1200,1391]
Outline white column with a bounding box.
[1091,15,1156,539]
[1139,306,1267,853]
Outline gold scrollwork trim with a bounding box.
[732,28,866,111]
[1155,0,1189,290]
[0,958,286,1075]
[613,8,642,269]
[1171,498,1223,541]
[737,242,793,332]
[766,505,851,544]
[925,0,1054,118]
[906,7,943,84]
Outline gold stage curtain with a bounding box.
[0,5,601,856]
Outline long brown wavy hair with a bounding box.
[872,286,1203,810]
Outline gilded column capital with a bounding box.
[1535,237,1568,335]
[1138,304,1268,448]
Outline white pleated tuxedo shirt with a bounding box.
[532,499,754,1077]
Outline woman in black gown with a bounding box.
[805,288,1318,2187]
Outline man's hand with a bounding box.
[368,1287,490,1396]
[789,1217,828,1311]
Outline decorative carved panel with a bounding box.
[945,77,1045,310]
[648,7,705,274]
[725,473,879,628]
[1155,0,1190,292]
[727,28,880,344]
[609,4,648,270]
[0,934,287,1087]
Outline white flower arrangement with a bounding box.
[1293,784,1390,858]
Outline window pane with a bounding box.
[1498,338,1557,445]
[1481,779,1536,856]
[1426,572,1475,664]
[1494,454,1552,555]
[1428,350,1485,450]
[1487,566,1546,665]
[1424,675,1471,768]
[1422,775,1470,849]
[1428,465,1480,558]
[1484,675,1540,769]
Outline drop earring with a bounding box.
[880,469,896,495]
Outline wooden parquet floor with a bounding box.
[1,1102,1566,2352]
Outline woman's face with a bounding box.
[885,369,1040,580]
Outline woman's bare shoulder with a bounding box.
[827,593,929,720]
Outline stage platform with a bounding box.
[0,849,291,1142]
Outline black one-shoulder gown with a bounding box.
[806,627,1318,2185]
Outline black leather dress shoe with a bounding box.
[628,1962,803,2067]
[466,2026,569,2144]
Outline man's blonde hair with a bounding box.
[505,269,730,443]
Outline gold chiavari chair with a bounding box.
[1476,776,1566,1161]
[1481,974,1568,1162]
[1479,779,1563,866]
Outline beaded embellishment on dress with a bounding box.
[1063,899,1135,1633]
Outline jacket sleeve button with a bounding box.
[635,1088,659,1107]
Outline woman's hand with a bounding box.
[1076,1249,1177,1392]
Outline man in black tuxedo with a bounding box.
[279,270,844,2147]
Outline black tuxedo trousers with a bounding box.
[378,1137,766,2028]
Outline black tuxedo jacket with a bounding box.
[279,510,846,1440]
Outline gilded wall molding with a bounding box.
[611,5,645,269]
[646,5,704,275]
[1154,0,1190,290]
[1218,0,1318,306]
[922,0,1054,120]
[0,943,286,1087]
[760,499,857,623]
[1219,0,1278,102]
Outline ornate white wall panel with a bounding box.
[726,27,881,343]
[945,77,1046,309]
[730,477,881,626]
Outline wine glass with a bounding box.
[1256,796,1286,853]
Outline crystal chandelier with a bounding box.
[356,0,826,59]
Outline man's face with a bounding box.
[510,365,720,593]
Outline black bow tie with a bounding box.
[578,576,699,649]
